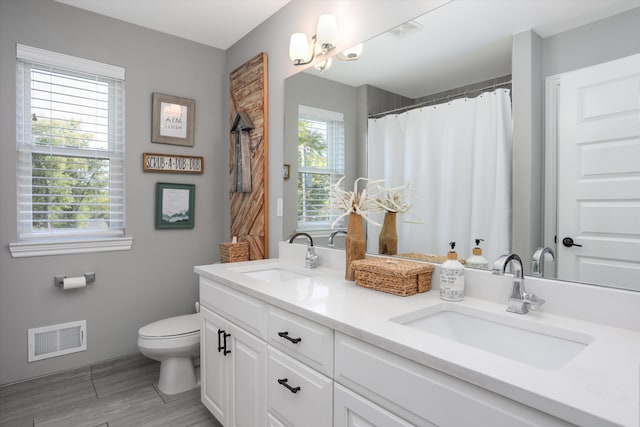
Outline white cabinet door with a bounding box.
[334,383,415,427]
[201,305,267,427]
[228,321,267,427]
[201,306,228,425]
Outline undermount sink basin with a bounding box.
[242,268,310,283]
[391,304,593,369]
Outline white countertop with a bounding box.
[195,249,640,427]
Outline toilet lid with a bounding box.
[139,313,200,338]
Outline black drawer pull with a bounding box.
[277,378,301,394]
[278,331,302,344]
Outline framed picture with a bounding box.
[155,182,195,229]
[152,93,195,146]
[282,164,290,180]
[143,152,204,174]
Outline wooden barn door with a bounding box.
[229,53,269,259]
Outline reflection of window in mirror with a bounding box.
[297,105,344,231]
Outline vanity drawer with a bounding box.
[267,347,333,427]
[334,332,572,427]
[267,306,333,376]
[199,277,267,339]
[334,383,416,427]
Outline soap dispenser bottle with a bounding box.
[440,241,465,301]
[466,238,489,270]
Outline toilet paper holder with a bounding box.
[54,272,96,287]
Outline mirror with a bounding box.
[283,1,640,291]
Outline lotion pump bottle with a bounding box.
[466,238,489,270]
[440,241,465,301]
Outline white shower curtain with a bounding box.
[366,88,512,264]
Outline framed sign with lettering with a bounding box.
[143,152,203,174]
[151,93,195,146]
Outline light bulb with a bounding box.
[316,14,337,52]
[289,33,310,63]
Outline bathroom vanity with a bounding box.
[195,243,640,427]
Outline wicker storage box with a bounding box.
[350,257,435,297]
[219,241,249,263]
[399,253,466,265]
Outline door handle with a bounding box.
[277,331,302,344]
[562,237,582,248]
[277,378,301,394]
[217,329,231,355]
[217,329,224,353]
[223,331,231,356]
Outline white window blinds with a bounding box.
[16,44,125,240]
[297,105,345,229]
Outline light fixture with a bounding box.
[336,43,363,61]
[289,14,338,66]
[314,57,333,73]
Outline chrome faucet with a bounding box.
[531,247,555,277]
[492,253,545,314]
[288,232,319,268]
[328,230,347,248]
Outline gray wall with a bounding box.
[0,0,227,385]
[542,7,640,78]
[511,30,543,272]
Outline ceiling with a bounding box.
[55,0,639,97]
[54,0,291,50]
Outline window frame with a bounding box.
[296,105,345,231]
[10,44,131,257]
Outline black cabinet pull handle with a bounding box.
[278,331,302,344]
[562,237,582,248]
[223,332,231,355]
[217,329,225,353]
[277,378,301,394]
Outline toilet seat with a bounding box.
[138,313,200,339]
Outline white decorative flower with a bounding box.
[371,182,413,214]
[330,176,384,227]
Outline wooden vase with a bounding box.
[379,211,398,255]
[345,212,366,281]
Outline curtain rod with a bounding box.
[369,79,512,119]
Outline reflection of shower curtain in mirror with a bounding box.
[367,89,512,263]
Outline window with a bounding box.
[15,44,125,243]
[297,105,345,230]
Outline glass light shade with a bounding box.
[316,14,338,49]
[339,43,363,60]
[289,33,310,62]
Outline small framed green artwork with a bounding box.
[155,182,195,229]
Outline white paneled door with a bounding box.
[557,53,640,291]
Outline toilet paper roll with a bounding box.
[63,276,86,290]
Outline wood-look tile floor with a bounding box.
[0,354,221,427]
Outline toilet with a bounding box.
[137,313,200,395]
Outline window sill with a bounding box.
[9,237,133,258]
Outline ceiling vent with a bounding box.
[28,320,86,362]
[387,20,424,39]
